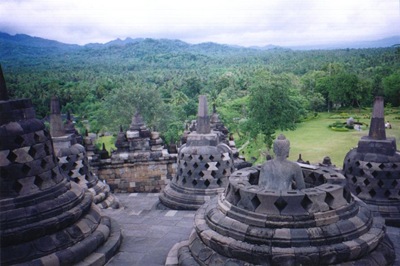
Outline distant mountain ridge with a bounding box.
[1,32,399,52]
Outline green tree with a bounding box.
[383,71,400,106]
[247,71,307,147]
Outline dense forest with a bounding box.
[1,32,399,147]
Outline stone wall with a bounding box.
[93,156,177,193]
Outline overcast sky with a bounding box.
[0,0,399,47]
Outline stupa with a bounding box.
[159,95,234,210]
[92,110,177,192]
[50,96,120,209]
[343,96,400,226]
[0,66,121,265]
[167,135,395,265]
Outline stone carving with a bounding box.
[259,134,305,190]
[343,96,400,226]
[0,69,121,265]
[159,95,234,210]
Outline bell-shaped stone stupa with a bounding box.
[159,95,234,210]
[0,66,121,265]
[343,96,400,226]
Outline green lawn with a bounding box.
[280,110,400,167]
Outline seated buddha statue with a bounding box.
[258,134,305,190]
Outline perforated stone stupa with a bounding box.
[167,135,395,265]
[50,96,120,209]
[343,96,400,226]
[0,67,121,265]
[159,95,234,210]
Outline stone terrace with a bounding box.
[104,193,400,266]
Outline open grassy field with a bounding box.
[279,109,400,167]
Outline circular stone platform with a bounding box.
[167,165,395,265]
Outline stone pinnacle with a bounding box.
[196,95,211,134]
[368,96,386,140]
[0,64,8,101]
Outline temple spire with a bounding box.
[49,96,65,137]
[368,96,386,140]
[196,95,211,134]
[0,64,8,101]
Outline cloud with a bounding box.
[0,0,399,46]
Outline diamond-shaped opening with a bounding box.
[68,170,74,177]
[222,169,227,175]
[324,193,334,207]
[216,162,220,167]
[317,175,325,185]
[378,163,385,170]
[355,161,360,167]
[251,195,261,209]
[300,195,313,210]
[78,167,86,175]
[73,162,78,167]
[61,164,68,171]
[359,169,365,176]
[188,155,193,160]
[216,178,222,186]
[204,179,210,187]
[28,147,37,158]
[211,171,217,178]
[392,164,398,169]
[377,180,384,188]
[7,151,17,162]
[366,163,373,168]
[199,155,203,161]
[384,190,391,197]
[343,188,352,202]
[187,170,192,177]
[348,166,353,174]
[182,178,187,185]
[40,159,48,169]
[44,144,51,155]
[34,133,41,142]
[192,179,198,186]
[179,168,183,175]
[21,164,31,174]
[34,175,43,188]
[193,162,198,169]
[274,197,288,212]
[12,180,23,193]
[369,189,376,198]
[371,171,378,178]
[43,130,50,138]
[233,189,241,204]
[363,179,370,186]
[355,186,362,195]
[351,176,358,184]
[392,180,398,188]
[183,161,188,167]
[205,163,210,169]
[199,171,205,177]
[14,135,24,145]
[209,155,214,160]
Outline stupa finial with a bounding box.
[196,95,211,134]
[0,64,8,101]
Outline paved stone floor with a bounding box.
[104,193,400,266]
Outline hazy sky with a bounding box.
[0,0,399,47]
